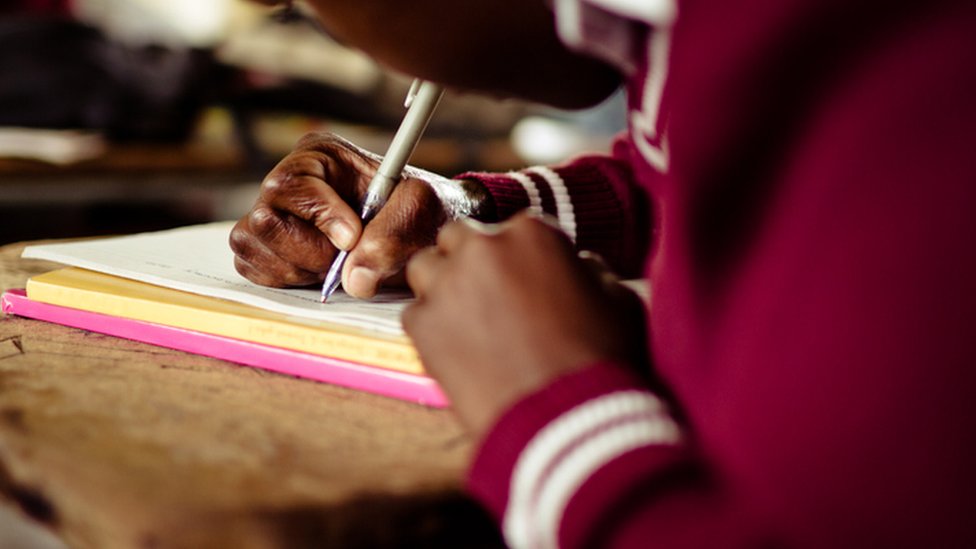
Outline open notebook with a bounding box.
[20,222,410,335]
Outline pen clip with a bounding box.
[404,79,422,109]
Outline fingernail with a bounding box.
[329,221,356,250]
[347,267,380,297]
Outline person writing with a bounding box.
[231,0,976,547]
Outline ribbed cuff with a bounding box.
[466,362,653,521]
[455,171,531,222]
[458,157,649,277]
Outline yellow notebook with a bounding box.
[26,267,423,374]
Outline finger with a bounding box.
[232,244,321,288]
[262,153,364,251]
[404,246,444,300]
[229,217,325,286]
[436,212,560,254]
[241,205,338,274]
[341,178,446,298]
[435,219,481,254]
[290,132,383,198]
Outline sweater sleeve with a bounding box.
[468,2,976,548]
[456,136,653,278]
[467,363,766,549]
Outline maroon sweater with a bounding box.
[458,0,976,547]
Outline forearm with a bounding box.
[302,0,622,109]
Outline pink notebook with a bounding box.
[2,289,447,407]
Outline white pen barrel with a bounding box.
[373,81,444,184]
[320,80,444,302]
[359,174,398,221]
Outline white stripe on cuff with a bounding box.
[536,417,681,548]
[508,171,544,216]
[502,390,682,549]
[526,166,577,243]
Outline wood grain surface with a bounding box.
[0,241,499,548]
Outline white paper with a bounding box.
[21,222,409,335]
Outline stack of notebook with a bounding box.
[1,222,446,407]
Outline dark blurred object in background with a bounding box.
[0,16,217,142]
[0,1,563,246]
[0,0,72,15]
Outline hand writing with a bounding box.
[230,132,485,299]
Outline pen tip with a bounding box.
[320,280,338,303]
[320,250,347,304]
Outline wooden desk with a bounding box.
[0,241,500,548]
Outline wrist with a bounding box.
[455,178,497,222]
[402,165,496,221]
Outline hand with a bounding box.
[230,132,487,298]
[403,213,649,438]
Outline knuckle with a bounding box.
[295,131,353,152]
[308,205,352,240]
[247,207,284,241]
[261,172,298,198]
[261,176,283,197]
[237,254,309,289]
[228,222,252,256]
[294,131,333,150]
[233,256,272,286]
[263,156,321,195]
[282,269,320,287]
[355,235,402,273]
[232,255,250,277]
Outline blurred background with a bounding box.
[0,0,625,245]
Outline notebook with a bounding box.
[7,222,443,405]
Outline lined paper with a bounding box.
[22,222,409,335]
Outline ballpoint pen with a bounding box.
[320,79,445,302]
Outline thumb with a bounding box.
[341,178,447,298]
